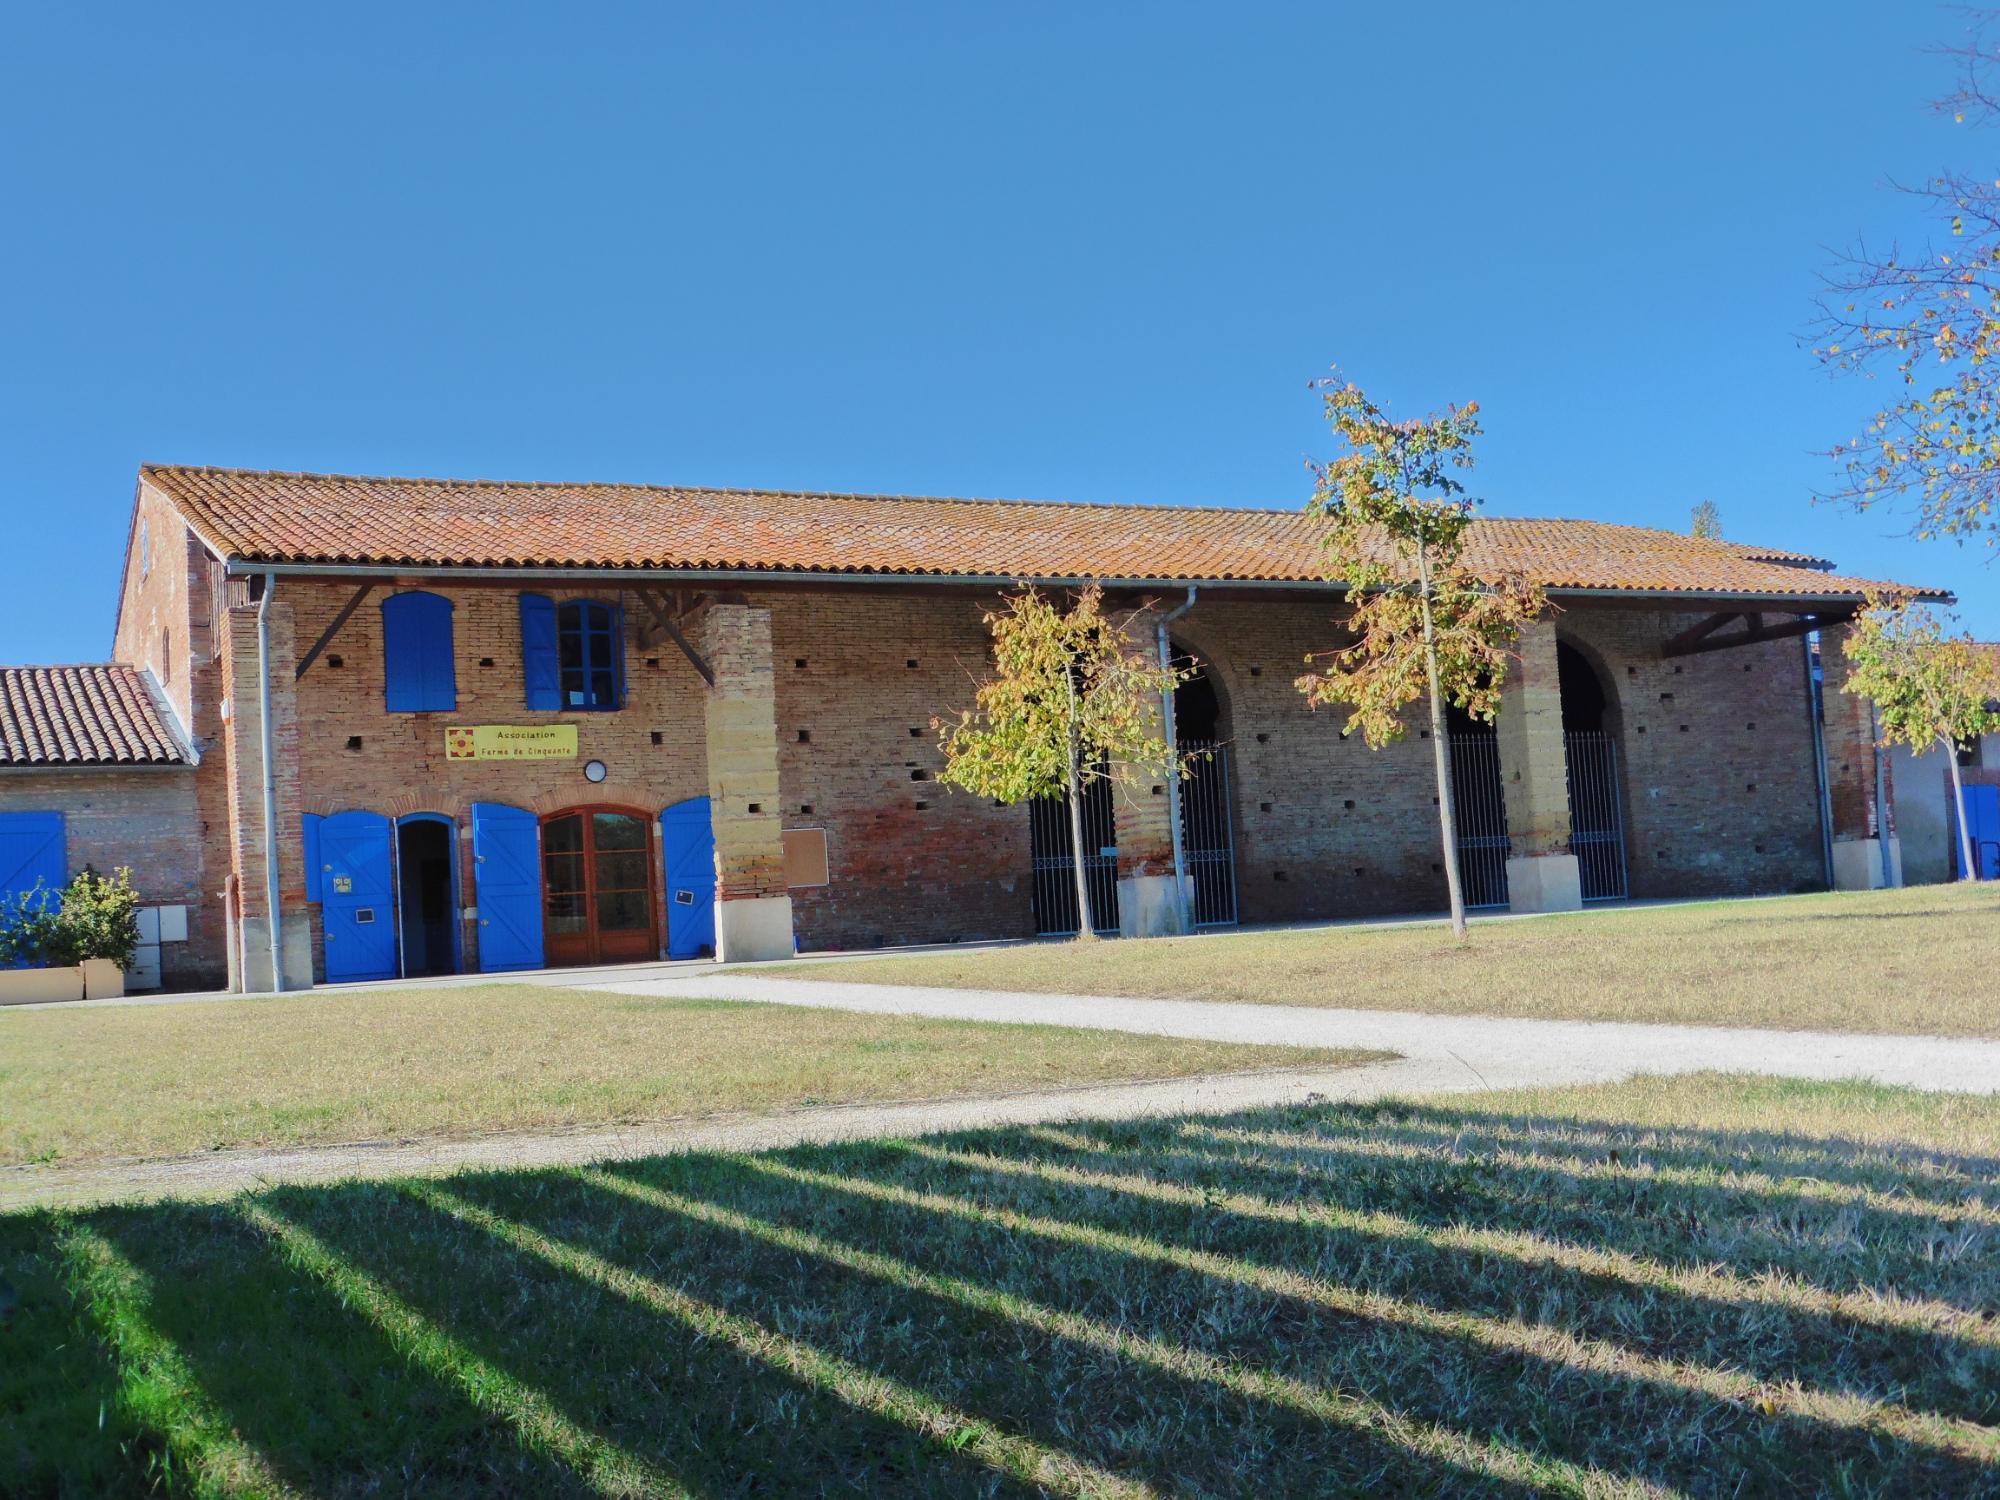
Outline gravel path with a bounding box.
[587,971,2000,1096]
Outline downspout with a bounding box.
[256,571,284,991]
[1804,632,1834,888]
[1156,587,1198,931]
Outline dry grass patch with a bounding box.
[4,1074,1994,1496]
[797,883,2000,1036]
[0,985,1370,1167]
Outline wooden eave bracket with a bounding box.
[294,583,374,681]
[1660,606,1854,659]
[632,587,716,686]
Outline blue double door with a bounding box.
[1959,784,2000,881]
[313,798,717,981]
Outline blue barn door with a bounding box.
[1960,784,2000,881]
[472,802,545,972]
[320,811,398,982]
[659,796,716,959]
[0,812,66,966]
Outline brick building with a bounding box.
[0,465,1936,992]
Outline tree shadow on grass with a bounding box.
[591,1144,1999,1498]
[282,1178,1062,1498]
[1005,1121,2000,1426]
[453,1162,1563,1498]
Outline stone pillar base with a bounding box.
[1116,874,1193,940]
[715,894,796,963]
[238,916,316,993]
[1831,837,1903,891]
[1504,854,1583,914]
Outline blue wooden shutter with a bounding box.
[520,593,560,710]
[382,591,456,712]
[472,802,545,971]
[0,811,66,911]
[610,596,627,708]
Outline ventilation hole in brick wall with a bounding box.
[796,729,811,742]
[480,657,495,668]
[345,735,363,751]
[1273,870,1288,882]
[910,769,928,781]
[1659,693,1674,704]
[1754,842,1766,854]
[1743,663,1753,672]
[1636,725,1648,734]
[1259,801,1272,812]
[1352,867,1364,878]
[645,657,660,669]
[794,658,807,669]
[1419,729,1430,739]
[1746,782,1757,792]
[651,731,664,746]
[1343,799,1356,810]
[1679,724,1690,733]
[914,799,929,810]
[1656,849,1669,859]
[800,803,814,815]
[1151,785,1164,796]
[1673,664,1684,674]
[1746,721,1756,731]
[1249,665,1263,677]
[1432,862,1443,873]
[909,726,922,737]
[992,799,1005,808]
[1256,732,1269,744]
[327,655,344,669]
[1432,795,1440,806]
[1627,665,1637,677]
[747,803,762,814]
[906,659,919,669]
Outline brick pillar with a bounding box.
[1109,611,1190,938]
[1819,626,1901,889]
[220,588,314,990]
[702,603,796,960]
[1495,617,1582,913]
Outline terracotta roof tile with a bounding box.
[0,665,187,767]
[141,465,1940,603]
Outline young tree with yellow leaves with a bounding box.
[1841,591,2000,882]
[1296,373,1546,939]
[937,584,1192,938]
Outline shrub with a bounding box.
[0,869,140,970]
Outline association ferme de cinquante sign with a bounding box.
[444,725,579,762]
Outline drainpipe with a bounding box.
[256,571,284,992]
[1804,631,1834,889]
[1156,587,1198,931]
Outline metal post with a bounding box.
[1155,587,1197,932]
[1804,631,1834,889]
[256,571,284,992]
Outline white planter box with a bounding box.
[0,961,127,1005]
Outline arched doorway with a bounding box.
[1445,703,1512,908]
[540,806,660,966]
[395,813,461,977]
[1173,649,1238,926]
[1557,640,1629,900]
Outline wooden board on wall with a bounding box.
[783,827,829,888]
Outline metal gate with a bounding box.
[1449,733,1512,909]
[1565,730,1629,901]
[1180,740,1238,926]
[1030,767,1120,936]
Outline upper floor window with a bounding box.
[519,593,623,711]
[381,591,457,712]
[139,518,150,579]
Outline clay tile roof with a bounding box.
[0,665,188,767]
[140,465,1942,603]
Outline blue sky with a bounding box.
[3,2,1994,660]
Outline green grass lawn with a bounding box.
[4,1075,1995,1496]
[794,883,2000,1036]
[0,985,1368,1168]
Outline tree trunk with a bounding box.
[1945,735,1984,882]
[1417,545,1469,939]
[1064,677,1099,938]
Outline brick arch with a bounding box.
[527,780,662,818]
[1161,617,1245,740]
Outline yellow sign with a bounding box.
[444,724,579,762]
